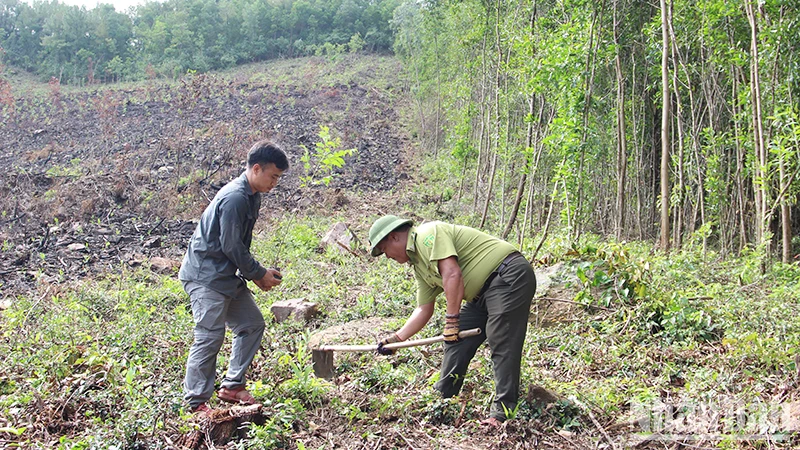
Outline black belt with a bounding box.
[475,251,524,300]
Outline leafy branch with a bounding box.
[299,126,357,188]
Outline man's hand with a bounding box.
[377,332,402,355]
[443,314,460,343]
[254,268,282,292]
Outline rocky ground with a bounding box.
[0,55,409,295]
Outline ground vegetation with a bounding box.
[0,6,799,449]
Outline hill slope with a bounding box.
[0,55,409,293]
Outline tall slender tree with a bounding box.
[659,0,671,251]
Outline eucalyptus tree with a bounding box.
[391,0,799,262]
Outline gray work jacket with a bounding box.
[179,172,267,297]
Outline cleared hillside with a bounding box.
[0,55,409,294]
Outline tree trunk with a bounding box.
[520,6,539,248]
[522,171,535,248]
[533,173,561,261]
[503,95,535,240]
[473,31,490,214]
[732,67,748,252]
[780,158,791,263]
[669,18,684,250]
[480,2,503,229]
[574,2,603,243]
[433,33,441,157]
[523,104,549,248]
[631,55,646,240]
[613,0,628,241]
[500,55,513,229]
[746,0,768,254]
[659,0,671,251]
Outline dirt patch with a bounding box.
[308,317,393,348]
[531,263,584,327]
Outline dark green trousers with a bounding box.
[433,257,536,421]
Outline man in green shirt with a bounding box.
[369,215,537,427]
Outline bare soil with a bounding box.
[0,56,409,294]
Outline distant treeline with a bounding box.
[0,0,399,84]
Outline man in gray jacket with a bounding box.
[179,140,288,414]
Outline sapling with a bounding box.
[270,125,357,269]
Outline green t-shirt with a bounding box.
[406,222,517,306]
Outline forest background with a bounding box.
[2,0,800,259]
[388,0,800,264]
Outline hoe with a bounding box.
[311,328,482,379]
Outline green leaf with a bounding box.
[0,426,26,436]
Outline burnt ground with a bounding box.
[0,55,409,295]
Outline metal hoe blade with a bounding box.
[312,349,335,379]
[309,328,482,379]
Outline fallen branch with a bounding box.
[398,432,419,450]
[538,296,615,312]
[147,217,166,235]
[36,226,50,252]
[571,397,618,450]
[335,240,362,258]
[0,212,26,226]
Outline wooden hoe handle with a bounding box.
[317,328,482,352]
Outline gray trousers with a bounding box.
[433,257,536,421]
[183,281,265,408]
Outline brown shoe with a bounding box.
[480,417,504,428]
[217,386,256,405]
[191,402,213,416]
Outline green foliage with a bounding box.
[0,0,401,84]
[0,270,189,447]
[243,399,304,449]
[300,125,357,187]
[348,33,366,54]
[3,208,800,447]
[392,0,800,259]
[514,399,582,430]
[314,42,347,59]
[416,396,461,425]
[569,241,649,308]
[277,346,327,406]
[45,159,83,178]
[644,293,723,344]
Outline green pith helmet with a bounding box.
[368,215,413,257]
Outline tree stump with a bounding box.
[176,404,264,449]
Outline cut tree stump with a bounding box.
[176,404,264,449]
[320,222,362,256]
[148,256,180,274]
[271,298,319,323]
